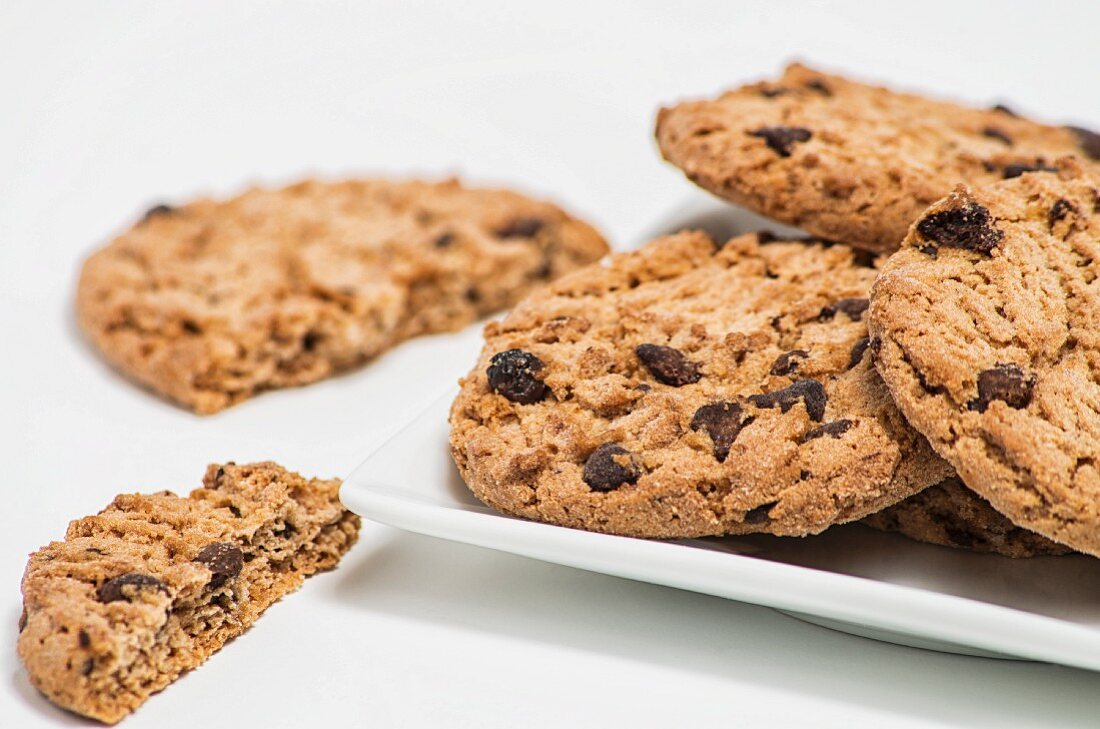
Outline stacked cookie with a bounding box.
[450,64,1100,559]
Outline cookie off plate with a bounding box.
[342,198,1100,671]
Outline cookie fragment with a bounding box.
[77,178,607,413]
[18,462,360,724]
[451,231,950,538]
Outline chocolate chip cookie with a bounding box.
[864,476,1071,558]
[18,462,360,724]
[450,231,951,538]
[656,63,1100,253]
[869,158,1100,556]
[77,178,608,413]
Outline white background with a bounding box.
[3,1,1100,726]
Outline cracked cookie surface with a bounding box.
[864,476,1070,558]
[656,63,1100,253]
[18,462,360,724]
[869,160,1100,556]
[77,178,608,413]
[449,231,951,538]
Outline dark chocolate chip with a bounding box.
[690,401,747,463]
[748,379,826,421]
[433,232,456,248]
[634,344,701,387]
[302,330,322,352]
[916,203,1003,254]
[869,337,882,354]
[804,79,831,96]
[914,367,944,395]
[1068,126,1100,161]
[850,249,878,268]
[744,501,778,524]
[982,126,1013,146]
[272,522,297,538]
[1048,198,1078,228]
[800,419,853,443]
[992,103,1018,117]
[770,349,810,376]
[748,126,812,157]
[819,298,869,322]
[82,657,95,677]
[487,349,549,404]
[141,204,175,222]
[1003,162,1058,179]
[494,217,545,238]
[968,364,1036,412]
[78,629,91,648]
[582,444,641,492]
[194,542,245,589]
[227,504,242,518]
[847,337,871,369]
[918,244,939,258]
[96,573,168,604]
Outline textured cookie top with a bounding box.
[18,462,360,723]
[77,178,608,413]
[657,63,1100,253]
[864,476,1070,558]
[450,231,950,538]
[869,160,1100,556]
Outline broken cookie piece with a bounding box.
[18,462,360,724]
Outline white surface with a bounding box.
[3,1,1100,727]
[342,386,1100,669]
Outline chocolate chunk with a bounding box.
[819,297,869,322]
[982,126,1013,146]
[770,349,810,376]
[804,79,831,96]
[748,379,826,421]
[487,349,549,404]
[744,501,778,524]
[847,337,871,369]
[194,542,245,589]
[1048,198,1078,228]
[96,573,168,604]
[141,203,175,222]
[635,344,701,387]
[433,231,456,248]
[850,249,878,268]
[691,401,748,462]
[918,244,939,258]
[992,103,1018,117]
[582,444,641,492]
[79,629,91,648]
[1003,162,1057,179]
[748,126,812,157]
[916,202,1003,254]
[968,364,1036,412]
[800,419,853,443]
[82,658,95,677]
[869,337,882,354]
[494,217,545,238]
[1068,126,1100,161]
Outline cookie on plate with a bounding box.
[863,476,1071,558]
[449,230,952,538]
[18,462,360,724]
[78,178,608,413]
[869,159,1100,556]
[656,63,1100,253]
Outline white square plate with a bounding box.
[340,320,1100,673]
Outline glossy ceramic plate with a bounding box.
[341,324,1100,671]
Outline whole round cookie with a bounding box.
[449,231,952,538]
[869,159,1100,556]
[656,63,1100,253]
[863,476,1071,558]
[77,178,608,413]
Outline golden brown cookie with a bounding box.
[77,178,608,413]
[18,462,360,724]
[863,476,1071,558]
[450,231,951,538]
[869,159,1100,557]
[657,63,1100,253]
